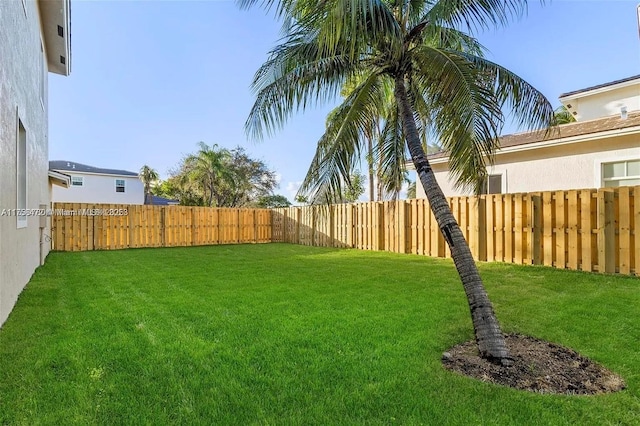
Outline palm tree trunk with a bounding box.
[394,75,512,365]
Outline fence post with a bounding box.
[597,189,615,273]
[311,206,317,246]
[329,205,336,247]
[128,206,135,249]
[282,209,288,243]
[397,200,407,254]
[253,210,258,244]
[469,197,486,261]
[191,208,197,246]
[635,187,640,275]
[618,188,631,275]
[376,202,385,251]
[295,207,301,245]
[160,207,166,247]
[532,194,542,265]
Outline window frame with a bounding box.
[479,173,504,195]
[601,159,640,188]
[115,179,126,193]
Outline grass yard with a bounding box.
[1,244,639,425]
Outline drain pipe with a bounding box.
[39,203,47,265]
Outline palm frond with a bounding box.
[298,72,388,203]
[374,106,407,200]
[456,52,555,132]
[416,24,486,56]
[312,0,403,59]
[424,0,533,34]
[412,45,503,192]
[245,28,357,140]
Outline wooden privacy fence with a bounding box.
[272,186,640,276]
[52,186,639,276]
[51,204,272,251]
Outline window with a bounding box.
[71,176,83,186]
[480,174,502,195]
[115,179,125,193]
[17,118,27,228]
[602,160,640,188]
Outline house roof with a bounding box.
[429,111,640,160]
[146,195,179,206]
[48,170,71,188]
[559,74,640,99]
[49,161,138,177]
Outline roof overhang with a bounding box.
[559,76,640,103]
[48,170,71,188]
[427,125,640,165]
[51,169,139,178]
[38,0,71,76]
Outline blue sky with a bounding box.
[49,0,640,202]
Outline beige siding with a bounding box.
[417,133,640,198]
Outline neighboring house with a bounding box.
[146,195,180,206]
[0,0,71,326]
[416,75,640,198]
[50,161,145,205]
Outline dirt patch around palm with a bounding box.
[442,334,625,395]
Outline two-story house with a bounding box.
[50,161,145,205]
[1,0,72,326]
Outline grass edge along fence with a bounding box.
[271,186,639,276]
[53,186,638,276]
[51,204,272,251]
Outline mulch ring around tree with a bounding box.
[442,334,626,395]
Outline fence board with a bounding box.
[619,188,631,275]
[580,190,593,272]
[51,187,638,277]
[634,187,640,275]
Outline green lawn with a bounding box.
[1,244,639,425]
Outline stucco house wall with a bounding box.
[0,0,69,326]
[419,133,640,198]
[51,173,144,204]
[416,75,640,199]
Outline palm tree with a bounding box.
[554,105,576,124]
[139,165,159,205]
[241,0,555,364]
[187,142,232,207]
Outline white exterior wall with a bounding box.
[0,1,51,326]
[573,86,639,121]
[563,84,640,122]
[51,173,144,204]
[416,133,640,198]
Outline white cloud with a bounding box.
[286,181,302,203]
